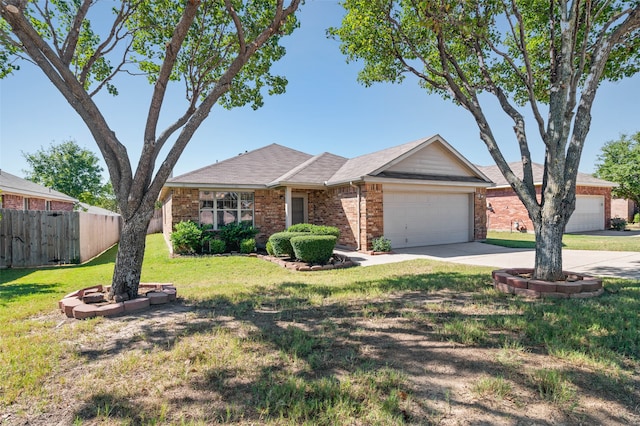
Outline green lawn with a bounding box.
[485,230,640,251]
[1,234,639,424]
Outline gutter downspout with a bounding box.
[350,181,361,251]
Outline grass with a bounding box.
[484,230,640,251]
[1,234,639,424]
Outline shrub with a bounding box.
[266,240,275,256]
[219,222,259,252]
[634,212,640,224]
[240,238,256,254]
[268,232,308,258]
[171,221,202,254]
[287,223,340,238]
[209,239,226,254]
[611,217,627,231]
[371,236,392,252]
[290,235,337,264]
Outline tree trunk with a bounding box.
[109,208,154,301]
[532,210,566,282]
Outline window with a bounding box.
[199,191,254,229]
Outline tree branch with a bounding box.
[61,0,92,65]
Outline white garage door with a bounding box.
[383,191,471,248]
[565,195,604,233]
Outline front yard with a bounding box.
[1,234,639,425]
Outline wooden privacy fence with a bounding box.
[0,209,121,268]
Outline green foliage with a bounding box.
[610,217,627,231]
[128,0,299,110]
[208,239,226,255]
[290,235,337,264]
[240,238,256,254]
[265,240,275,256]
[594,132,640,206]
[268,232,308,258]
[531,369,576,405]
[170,221,202,255]
[634,213,640,224]
[22,140,114,208]
[287,223,340,238]
[331,1,640,105]
[218,223,259,252]
[371,236,392,252]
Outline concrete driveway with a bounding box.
[337,239,640,280]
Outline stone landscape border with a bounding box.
[257,253,355,271]
[492,268,603,299]
[59,283,177,320]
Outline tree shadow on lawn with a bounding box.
[72,272,640,425]
[0,282,60,306]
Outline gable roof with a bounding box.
[327,135,492,186]
[476,162,616,188]
[0,170,77,203]
[165,135,493,192]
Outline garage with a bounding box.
[565,195,605,233]
[383,190,472,248]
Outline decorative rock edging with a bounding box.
[257,253,356,271]
[492,268,603,299]
[59,283,177,320]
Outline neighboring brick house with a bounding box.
[0,170,77,211]
[477,163,617,233]
[160,135,494,251]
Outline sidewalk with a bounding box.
[336,242,640,280]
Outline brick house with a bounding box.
[611,198,637,222]
[477,163,617,233]
[160,135,494,251]
[0,170,77,211]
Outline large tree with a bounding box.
[1,0,301,300]
[594,131,640,207]
[331,0,640,281]
[23,139,115,209]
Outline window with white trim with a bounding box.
[199,191,254,229]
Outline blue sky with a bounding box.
[1,0,638,181]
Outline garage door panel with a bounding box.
[384,191,471,248]
[565,195,604,233]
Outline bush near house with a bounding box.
[268,232,309,258]
[171,221,257,255]
[287,223,340,238]
[290,235,337,264]
[240,238,256,254]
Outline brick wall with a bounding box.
[50,201,74,211]
[1,194,73,211]
[255,189,286,244]
[2,194,24,210]
[170,188,200,226]
[487,185,613,231]
[362,184,384,251]
[308,187,358,248]
[474,189,488,240]
[611,198,637,222]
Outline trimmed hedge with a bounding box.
[240,238,256,254]
[287,223,340,238]
[209,239,226,254]
[268,232,309,258]
[290,235,337,264]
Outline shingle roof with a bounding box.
[165,136,492,191]
[0,170,77,202]
[476,162,616,188]
[270,152,348,187]
[168,143,313,187]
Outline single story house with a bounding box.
[0,170,77,211]
[160,135,494,250]
[477,162,617,233]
